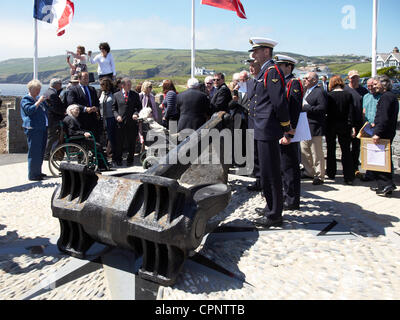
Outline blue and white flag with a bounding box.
[34,0,75,36]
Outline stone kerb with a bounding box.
[5,96,28,153]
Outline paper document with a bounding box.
[291,112,312,142]
[367,143,386,166]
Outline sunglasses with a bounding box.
[213,79,221,82]
[206,82,213,85]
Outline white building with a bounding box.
[194,67,215,76]
[377,47,400,70]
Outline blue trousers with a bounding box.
[25,128,47,180]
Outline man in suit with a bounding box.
[177,78,211,132]
[210,73,232,113]
[43,78,66,160]
[112,78,141,166]
[344,70,369,178]
[66,71,101,141]
[300,72,327,185]
[320,76,328,92]
[275,54,303,210]
[247,37,293,228]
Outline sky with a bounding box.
[0,0,399,62]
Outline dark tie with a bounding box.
[84,86,92,107]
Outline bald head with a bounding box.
[367,78,376,94]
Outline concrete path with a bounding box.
[0,155,399,300]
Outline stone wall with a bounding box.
[3,97,28,153]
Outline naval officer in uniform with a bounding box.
[274,54,303,210]
[248,38,293,228]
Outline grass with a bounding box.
[327,62,372,76]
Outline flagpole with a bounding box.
[371,0,378,77]
[191,0,195,78]
[33,17,38,80]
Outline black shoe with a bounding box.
[283,203,300,211]
[255,207,270,216]
[247,180,262,191]
[114,161,123,167]
[253,216,283,228]
[370,186,379,192]
[29,176,43,181]
[344,180,354,186]
[312,178,324,185]
[376,185,396,197]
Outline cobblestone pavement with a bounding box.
[0,157,399,300]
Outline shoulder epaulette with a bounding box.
[264,65,285,89]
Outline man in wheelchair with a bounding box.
[63,104,110,171]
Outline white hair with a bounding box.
[66,104,80,118]
[187,78,200,89]
[27,79,42,92]
[50,78,62,88]
[232,73,240,82]
[205,76,213,83]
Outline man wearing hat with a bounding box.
[244,53,263,191]
[43,78,66,160]
[274,54,303,210]
[248,37,293,228]
[344,70,368,178]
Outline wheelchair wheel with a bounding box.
[139,151,147,165]
[142,156,158,169]
[49,143,89,177]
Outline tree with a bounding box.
[377,66,400,78]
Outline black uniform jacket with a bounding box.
[373,91,399,140]
[112,90,141,125]
[44,87,66,126]
[303,86,327,137]
[285,74,303,129]
[210,83,232,113]
[177,88,211,132]
[248,61,291,141]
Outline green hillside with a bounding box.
[0,48,370,84]
[327,62,372,76]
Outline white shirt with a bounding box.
[303,83,319,106]
[89,52,116,76]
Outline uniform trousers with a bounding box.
[25,128,47,180]
[257,139,283,219]
[280,142,300,207]
[300,136,325,180]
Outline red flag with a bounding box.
[201,0,247,19]
[57,0,75,36]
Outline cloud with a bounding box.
[0,16,273,62]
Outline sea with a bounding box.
[0,83,100,97]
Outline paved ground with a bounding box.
[0,154,400,300]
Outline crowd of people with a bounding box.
[19,38,399,229]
